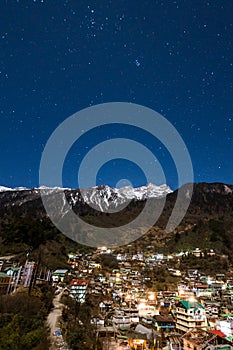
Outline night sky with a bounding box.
[0,0,232,190]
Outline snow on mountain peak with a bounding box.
[0,186,29,192]
[0,186,13,192]
[0,183,172,212]
[72,183,173,212]
[118,183,172,200]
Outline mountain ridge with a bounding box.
[0,182,232,267]
[0,183,172,212]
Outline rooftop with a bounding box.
[180,300,205,310]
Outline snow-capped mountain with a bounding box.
[70,183,172,212]
[0,182,232,261]
[118,183,172,200]
[0,183,172,212]
[0,186,29,192]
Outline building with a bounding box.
[127,331,147,350]
[69,279,89,303]
[51,269,69,283]
[176,300,207,333]
[112,314,131,329]
[153,314,175,334]
[112,308,139,329]
[137,301,158,318]
[182,329,233,350]
[0,272,11,295]
[96,326,119,349]
[217,317,233,337]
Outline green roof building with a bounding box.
[176,299,207,333]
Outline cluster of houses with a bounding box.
[1,247,233,350]
[0,256,51,293]
[55,247,233,350]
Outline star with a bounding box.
[0,0,232,189]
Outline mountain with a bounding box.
[134,182,233,257]
[0,183,172,212]
[0,182,232,265]
[0,186,29,192]
[0,183,172,266]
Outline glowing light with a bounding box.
[188,296,196,302]
[138,302,146,309]
[148,292,155,301]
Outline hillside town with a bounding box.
[0,246,233,350]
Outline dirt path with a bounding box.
[47,290,69,350]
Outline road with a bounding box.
[47,290,69,350]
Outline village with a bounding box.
[0,246,233,350]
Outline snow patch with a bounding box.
[224,185,232,194]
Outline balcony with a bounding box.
[177,313,205,322]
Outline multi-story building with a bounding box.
[217,317,233,338]
[69,279,89,303]
[176,300,207,333]
[112,314,131,329]
[112,308,139,329]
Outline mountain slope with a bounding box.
[0,182,232,264]
[0,183,172,212]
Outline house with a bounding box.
[176,300,207,333]
[69,279,89,303]
[204,300,220,318]
[51,269,69,283]
[127,331,148,350]
[137,301,158,317]
[195,284,212,298]
[112,308,135,329]
[117,307,140,324]
[4,266,21,277]
[97,326,120,349]
[216,317,233,337]
[153,314,175,334]
[182,328,232,350]
[96,326,118,340]
[112,314,131,329]
[193,248,202,257]
[166,332,183,350]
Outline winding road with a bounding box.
[47,290,69,350]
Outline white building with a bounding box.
[52,269,68,283]
[69,279,89,303]
[176,300,207,333]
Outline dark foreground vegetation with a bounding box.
[61,294,102,350]
[0,285,55,350]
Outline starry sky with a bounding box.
[0,0,232,190]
